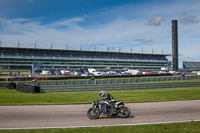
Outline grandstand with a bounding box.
[0,47,170,70]
[183,61,200,70]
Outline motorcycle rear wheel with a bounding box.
[87,108,100,119]
[118,106,130,118]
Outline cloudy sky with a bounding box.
[0,0,200,67]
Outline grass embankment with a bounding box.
[0,86,200,105]
[0,121,199,133]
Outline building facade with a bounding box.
[0,47,170,70]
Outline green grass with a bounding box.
[0,86,200,105]
[0,121,199,133]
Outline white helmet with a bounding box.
[100,91,106,98]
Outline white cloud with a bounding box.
[134,38,153,43]
[145,16,165,26]
[180,15,200,25]
[0,18,42,34]
[49,17,85,27]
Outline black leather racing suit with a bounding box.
[105,93,116,103]
[102,93,116,114]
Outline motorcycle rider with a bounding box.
[99,91,116,114]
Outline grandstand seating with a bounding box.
[0,50,168,62]
[183,62,200,70]
[0,47,170,70]
[2,52,17,57]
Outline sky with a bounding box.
[0,0,200,67]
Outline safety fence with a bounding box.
[0,74,173,81]
[39,81,200,93]
[1,75,200,93]
[27,75,200,86]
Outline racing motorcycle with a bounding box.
[87,99,130,119]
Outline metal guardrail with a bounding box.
[39,81,200,93]
[28,75,200,86]
[22,75,200,93]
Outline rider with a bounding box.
[99,91,116,114]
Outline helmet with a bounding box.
[100,91,106,98]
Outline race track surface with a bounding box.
[0,100,200,129]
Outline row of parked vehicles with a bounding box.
[3,68,199,77]
[38,68,173,77]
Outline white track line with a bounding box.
[1,119,200,130]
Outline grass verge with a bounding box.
[0,121,199,133]
[0,86,200,105]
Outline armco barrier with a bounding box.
[25,75,200,86]
[39,81,200,93]
[1,75,199,93]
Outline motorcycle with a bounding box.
[87,99,130,119]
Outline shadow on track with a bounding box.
[98,115,134,119]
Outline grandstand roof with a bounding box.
[0,47,170,57]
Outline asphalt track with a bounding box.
[0,100,200,130]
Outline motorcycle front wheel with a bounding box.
[87,108,100,119]
[118,106,130,118]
